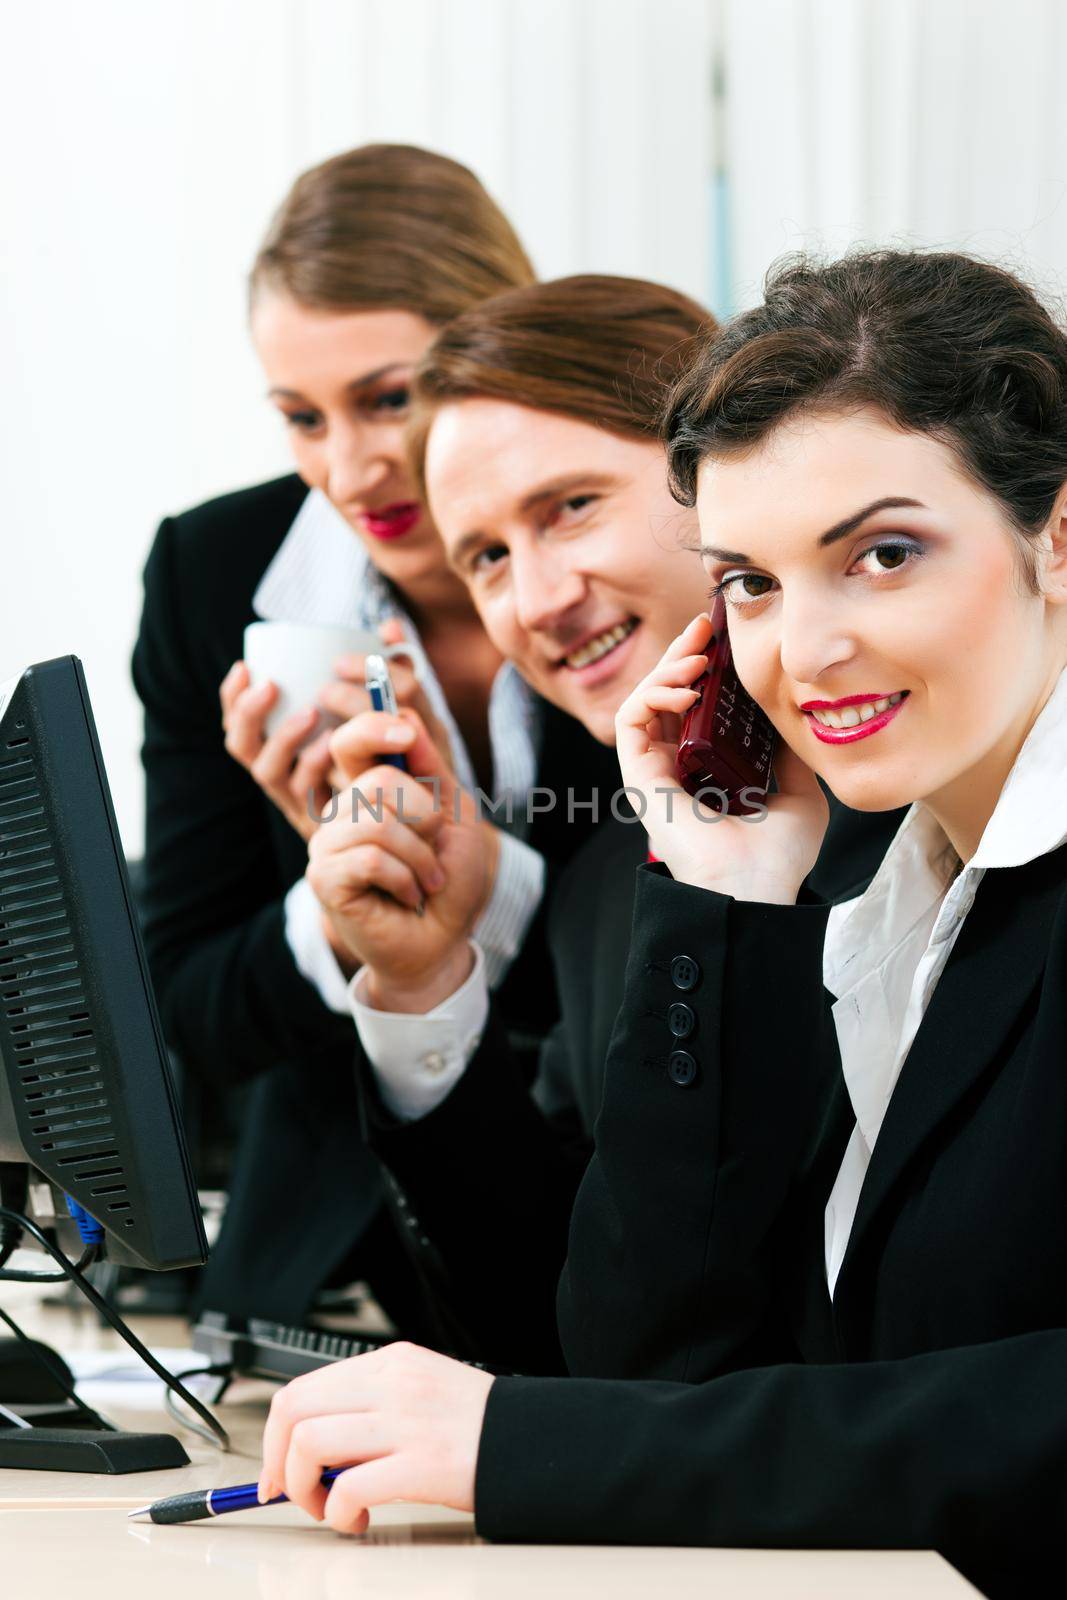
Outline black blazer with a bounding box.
[132,473,618,1321]
[360,810,641,1372]
[474,848,1067,1597]
[359,797,903,1375]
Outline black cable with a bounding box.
[0,1300,114,1429]
[0,1204,230,1451]
[68,1352,235,1449]
[162,1364,234,1448]
[0,1242,100,1282]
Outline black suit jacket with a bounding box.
[360,797,903,1375]
[360,810,641,1372]
[132,474,617,1320]
[474,849,1067,1597]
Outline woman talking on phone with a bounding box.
[257,252,1067,1596]
[132,145,616,1327]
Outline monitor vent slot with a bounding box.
[0,732,133,1222]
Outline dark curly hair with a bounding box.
[664,250,1067,592]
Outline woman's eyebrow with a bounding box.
[268,364,410,403]
[817,496,926,547]
[700,496,928,565]
[346,363,411,392]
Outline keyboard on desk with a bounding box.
[192,1311,394,1383]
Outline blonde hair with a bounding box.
[250,143,535,322]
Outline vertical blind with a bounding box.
[723,0,1067,308]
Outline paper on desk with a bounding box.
[67,1348,221,1411]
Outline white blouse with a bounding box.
[822,666,1067,1295]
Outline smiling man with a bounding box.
[426,408,697,745]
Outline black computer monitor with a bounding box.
[0,656,207,1469]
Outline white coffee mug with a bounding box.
[243,620,428,739]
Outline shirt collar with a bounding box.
[825,664,1067,998]
[250,486,539,795]
[823,805,957,1000]
[969,664,1067,870]
[252,487,395,628]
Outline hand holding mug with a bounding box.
[220,620,431,842]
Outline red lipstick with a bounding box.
[800,693,899,711]
[361,502,422,541]
[803,691,909,746]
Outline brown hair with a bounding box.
[408,273,714,494]
[250,143,535,322]
[665,250,1067,590]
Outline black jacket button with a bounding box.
[669,955,701,991]
[667,1002,695,1039]
[668,1050,699,1087]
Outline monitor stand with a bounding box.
[0,1337,190,1472]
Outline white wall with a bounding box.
[0,0,715,853]
[723,0,1067,311]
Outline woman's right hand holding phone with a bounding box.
[615,613,829,905]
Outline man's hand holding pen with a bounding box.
[307,708,498,1010]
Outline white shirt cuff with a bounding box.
[472,831,546,989]
[348,942,490,1121]
[283,876,353,1015]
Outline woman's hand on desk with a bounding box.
[307,711,499,1009]
[615,614,828,904]
[257,1342,493,1532]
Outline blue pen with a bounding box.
[128,1468,345,1524]
[364,651,426,917]
[365,653,407,769]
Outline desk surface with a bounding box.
[0,1284,980,1598]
